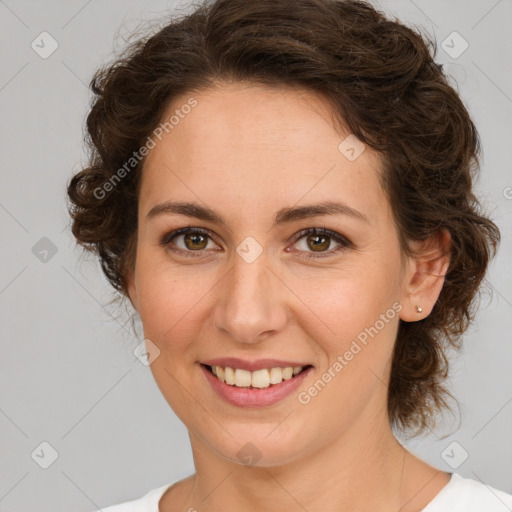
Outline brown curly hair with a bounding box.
[66,0,500,436]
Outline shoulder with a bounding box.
[423,472,512,512]
[92,482,175,512]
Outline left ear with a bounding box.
[399,228,452,322]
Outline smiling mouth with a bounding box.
[201,363,313,389]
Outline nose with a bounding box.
[213,249,288,344]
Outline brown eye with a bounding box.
[306,233,331,252]
[183,232,208,250]
[291,227,352,259]
[160,227,216,257]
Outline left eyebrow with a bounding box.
[145,200,370,227]
[273,201,370,227]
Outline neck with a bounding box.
[184,410,408,511]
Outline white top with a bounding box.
[96,473,512,512]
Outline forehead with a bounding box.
[139,83,388,229]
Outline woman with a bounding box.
[67,0,511,510]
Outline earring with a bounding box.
[416,305,423,313]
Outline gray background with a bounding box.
[0,0,511,511]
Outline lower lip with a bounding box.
[200,363,313,408]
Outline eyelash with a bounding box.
[160,226,352,260]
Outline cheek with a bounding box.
[289,262,401,383]
[134,242,402,359]
[134,255,218,348]
[290,259,399,332]
[295,275,400,425]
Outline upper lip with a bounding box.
[201,358,313,372]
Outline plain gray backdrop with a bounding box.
[0,0,511,511]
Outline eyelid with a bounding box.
[160,226,220,255]
[287,227,352,259]
[160,226,352,259]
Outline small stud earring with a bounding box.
[416,305,423,313]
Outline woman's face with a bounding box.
[127,82,419,467]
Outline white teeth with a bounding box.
[211,365,306,388]
[269,367,283,384]
[224,366,235,385]
[234,369,252,387]
[282,367,293,380]
[252,369,270,388]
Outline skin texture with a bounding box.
[126,82,452,512]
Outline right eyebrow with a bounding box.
[147,201,225,224]
[146,200,370,227]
